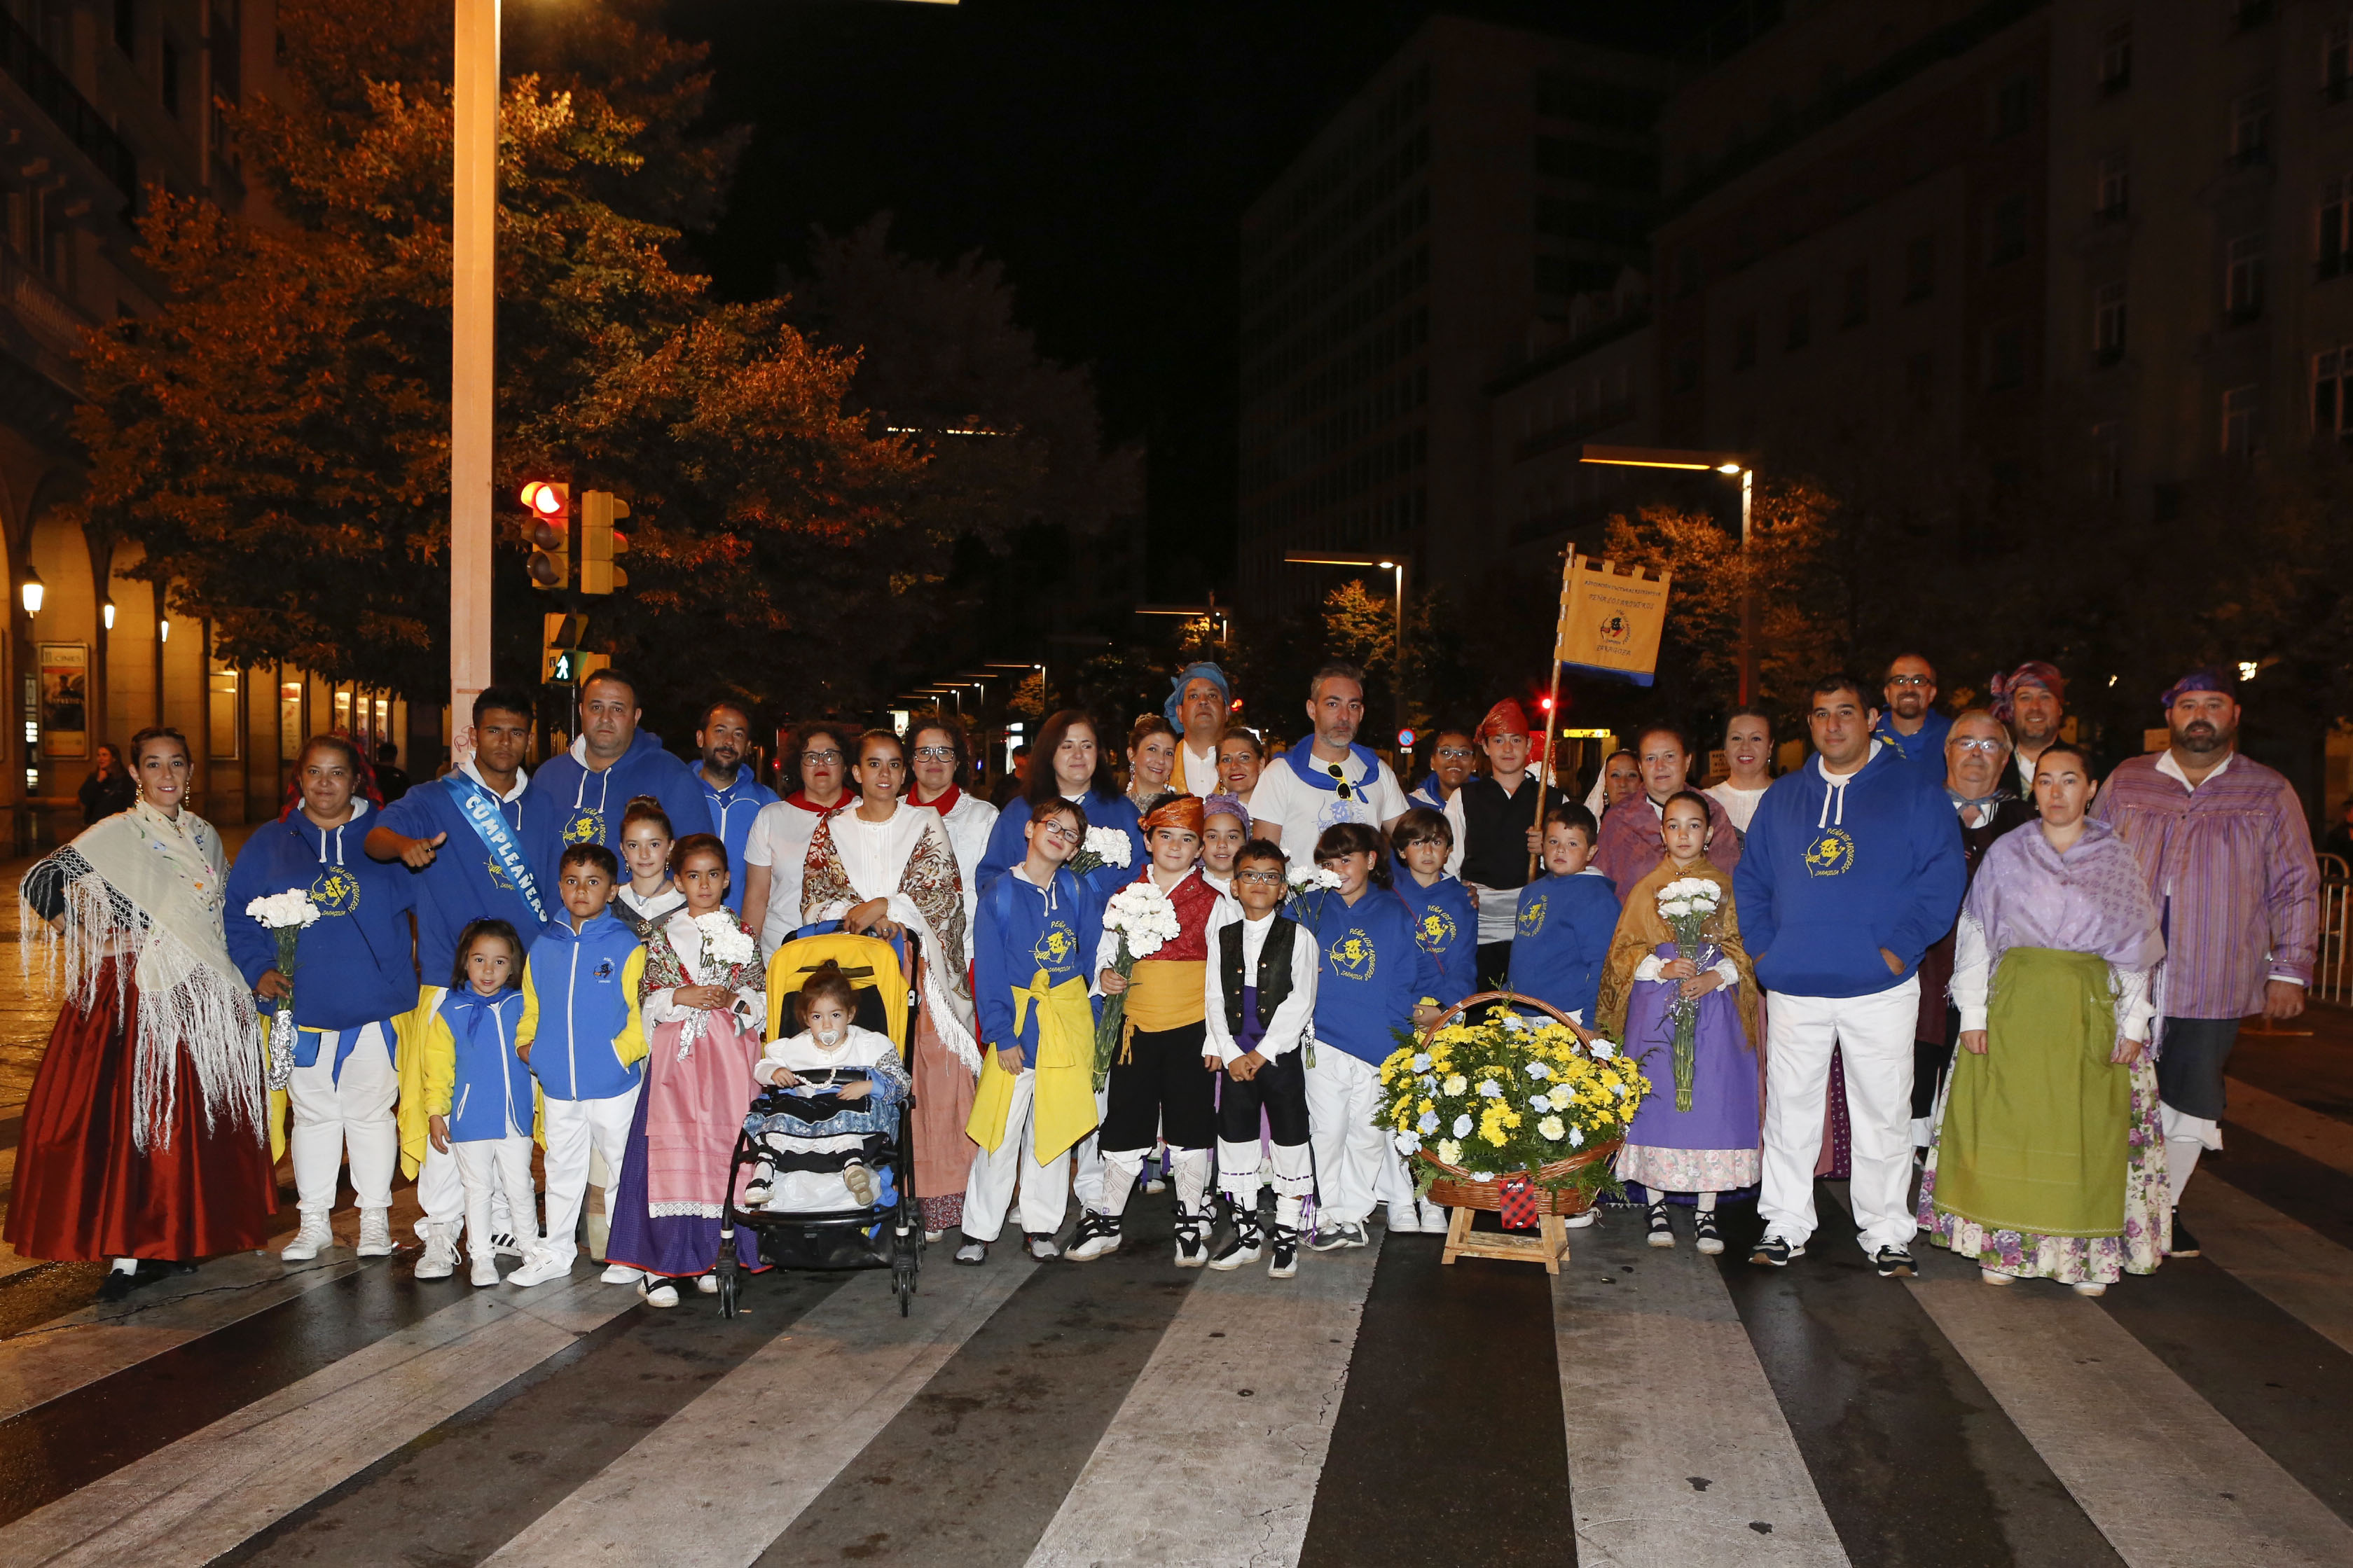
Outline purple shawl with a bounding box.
[1965,817,2164,983]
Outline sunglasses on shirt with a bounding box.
[1326,763,1354,802]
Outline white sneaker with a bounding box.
[356,1209,396,1258]
[506,1249,574,1289]
[280,1214,334,1262]
[696,1272,719,1294]
[639,1276,680,1308]
[413,1222,458,1280]
[1386,1202,1419,1233]
[600,1263,642,1285]
[1419,1205,1454,1234]
[469,1254,502,1287]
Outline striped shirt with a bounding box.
[2091,750,2320,1020]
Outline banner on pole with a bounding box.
[1554,557,1670,687]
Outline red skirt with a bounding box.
[4,957,279,1262]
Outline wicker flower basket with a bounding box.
[1413,990,1623,1223]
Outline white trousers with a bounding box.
[1099,1144,1209,1219]
[455,1136,540,1255]
[287,1024,398,1217]
[960,1069,1072,1242]
[541,1088,640,1264]
[1759,978,1920,1254]
[1070,1088,1110,1212]
[415,1139,522,1239]
[1217,1137,1315,1206]
[1304,1050,1402,1226]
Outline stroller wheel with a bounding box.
[715,1240,740,1319]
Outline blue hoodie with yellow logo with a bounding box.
[973,863,1103,1051]
[1507,869,1619,1023]
[1295,885,1438,1064]
[525,728,715,859]
[1393,859,1478,1008]
[226,800,420,1053]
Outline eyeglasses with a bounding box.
[911,746,956,761]
[1435,747,1475,761]
[1235,870,1285,885]
[1886,674,1935,688]
[1952,737,2007,755]
[1038,821,1080,845]
[1326,763,1354,802]
[801,749,844,767]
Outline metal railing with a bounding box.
[2313,855,2352,1005]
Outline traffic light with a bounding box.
[579,490,630,595]
[519,480,572,590]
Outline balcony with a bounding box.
[0,13,136,198]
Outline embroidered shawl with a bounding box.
[803,803,980,1071]
[1594,854,1758,1050]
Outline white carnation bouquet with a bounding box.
[1655,875,1724,1112]
[246,889,320,1090]
[1068,825,1133,878]
[695,910,758,971]
[1092,878,1180,1088]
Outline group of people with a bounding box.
[3,649,2320,1305]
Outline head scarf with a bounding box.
[1164,662,1232,737]
[1477,699,1531,742]
[1987,661,2064,726]
[1201,792,1250,836]
[1139,793,1206,840]
[2160,667,2233,708]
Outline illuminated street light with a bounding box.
[102,597,116,631]
[1580,444,1758,705]
[1284,551,1408,742]
[19,566,43,616]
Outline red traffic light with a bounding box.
[520,480,566,516]
[1539,696,1555,712]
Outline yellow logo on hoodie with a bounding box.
[563,807,605,847]
[1805,828,1855,876]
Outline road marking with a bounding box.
[2191,1177,2353,1357]
[2224,1078,2353,1179]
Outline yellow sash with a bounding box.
[967,970,1099,1163]
[1119,957,1206,1063]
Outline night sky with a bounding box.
[670,0,1727,590]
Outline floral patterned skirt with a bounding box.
[1918,1056,2169,1285]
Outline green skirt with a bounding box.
[1932,946,2131,1240]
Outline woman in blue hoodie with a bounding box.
[226,735,419,1264]
[974,709,1145,900]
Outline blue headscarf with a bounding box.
[1164,662,1232,737]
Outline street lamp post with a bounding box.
[449,0,499,751]
[1283,550,1409,742]
[1577,444,1757,707]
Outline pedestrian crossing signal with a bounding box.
[542,648,610,686]
[519,481,572,590]
[579,491,630,595]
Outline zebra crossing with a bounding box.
[0,1069,2347,1567]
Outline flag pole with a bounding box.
[1529,547,1578,882]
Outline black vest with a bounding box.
[1219,915,1297,1033]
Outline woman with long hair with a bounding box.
[974,708,1146,899]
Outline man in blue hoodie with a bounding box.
[525,669,715,858]
[226,737,419,1265]
[1870,653,1952,780]
[1734,672,1964,1278]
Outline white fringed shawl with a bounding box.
[19,800,263,1149]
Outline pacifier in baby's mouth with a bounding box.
[815,1025,846,1048]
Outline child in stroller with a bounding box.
[743,960,912,1214]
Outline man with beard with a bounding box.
[1167,662,1234,796]
[1989,661,2066,811]
[1251,661,1409,872]
[1872,653,1951,779]
[696,702,778,916]
[2092,670,2319,1258]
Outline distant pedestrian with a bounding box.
[1736,672,1964,1277]
[2091,669,2320,1259]
[1872,653,1951,780]
[76,743,134,825]
[373,742,412,803]
[991,742,1032,809]
[2323,799,2353,867]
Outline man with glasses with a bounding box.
[1250,661,1409,873]
[1455,700,1568,983]
[1872,653,1952,780]
[742,721,855,958]
[696,702,778,915]
[1910,710,2034,1153]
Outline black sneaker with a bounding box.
[1749,1233,1805,1267]
[1308,1220,1368,1251]
[1645,1201,1675,1248]
[1874,1245,1917,1279]
[1268,1225,1300,1279]
[1694,1211,1724,1255]
[2169,1216,2200,1258]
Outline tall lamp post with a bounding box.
[1283,550,1408,741]
[449,0,499,749]
[1576,445,1756,706]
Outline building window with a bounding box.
[2230,91,2272,165]
[1904,233,1935,300]
[2222,384,2260,456]
[2099,24,2132,94]
[2328,16,2352,102]
[2092,420,2123,498]
[207,661,242,761]
[2314,346,2353,433]
[1732,314,1758,370]
[113,0,135,55]
[2095,152,2130,221]
[2323,177,2353,278]
[1837,263,1867,328]
[1784,287,1812,351]
[1987,194,2028,265]
[2092,281,2127,362]
[1992,75,2034,139]
[161,37,181,116]
[2225,234,2267,321]
[1986,326,2027,389]
[1905,351,1935,412]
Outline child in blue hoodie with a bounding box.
[1294,822,1440,1250]
[1391,806,1478,1008]
[420,919,541,1287]
[226,736,418,1265]
[523,669,714,858]
[1509,805,1620,1027]
[506,843,650,1288]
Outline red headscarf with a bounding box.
[1477,699,1531,742]
[1139,794,1206,840]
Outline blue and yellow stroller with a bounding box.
[715,922,924,1317]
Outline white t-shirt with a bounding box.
[757,1022,899,1086]
[743,800,833,955]
[1704,780,1769,835]
[1181,741,1221,797]
[1253,747,1409,871]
